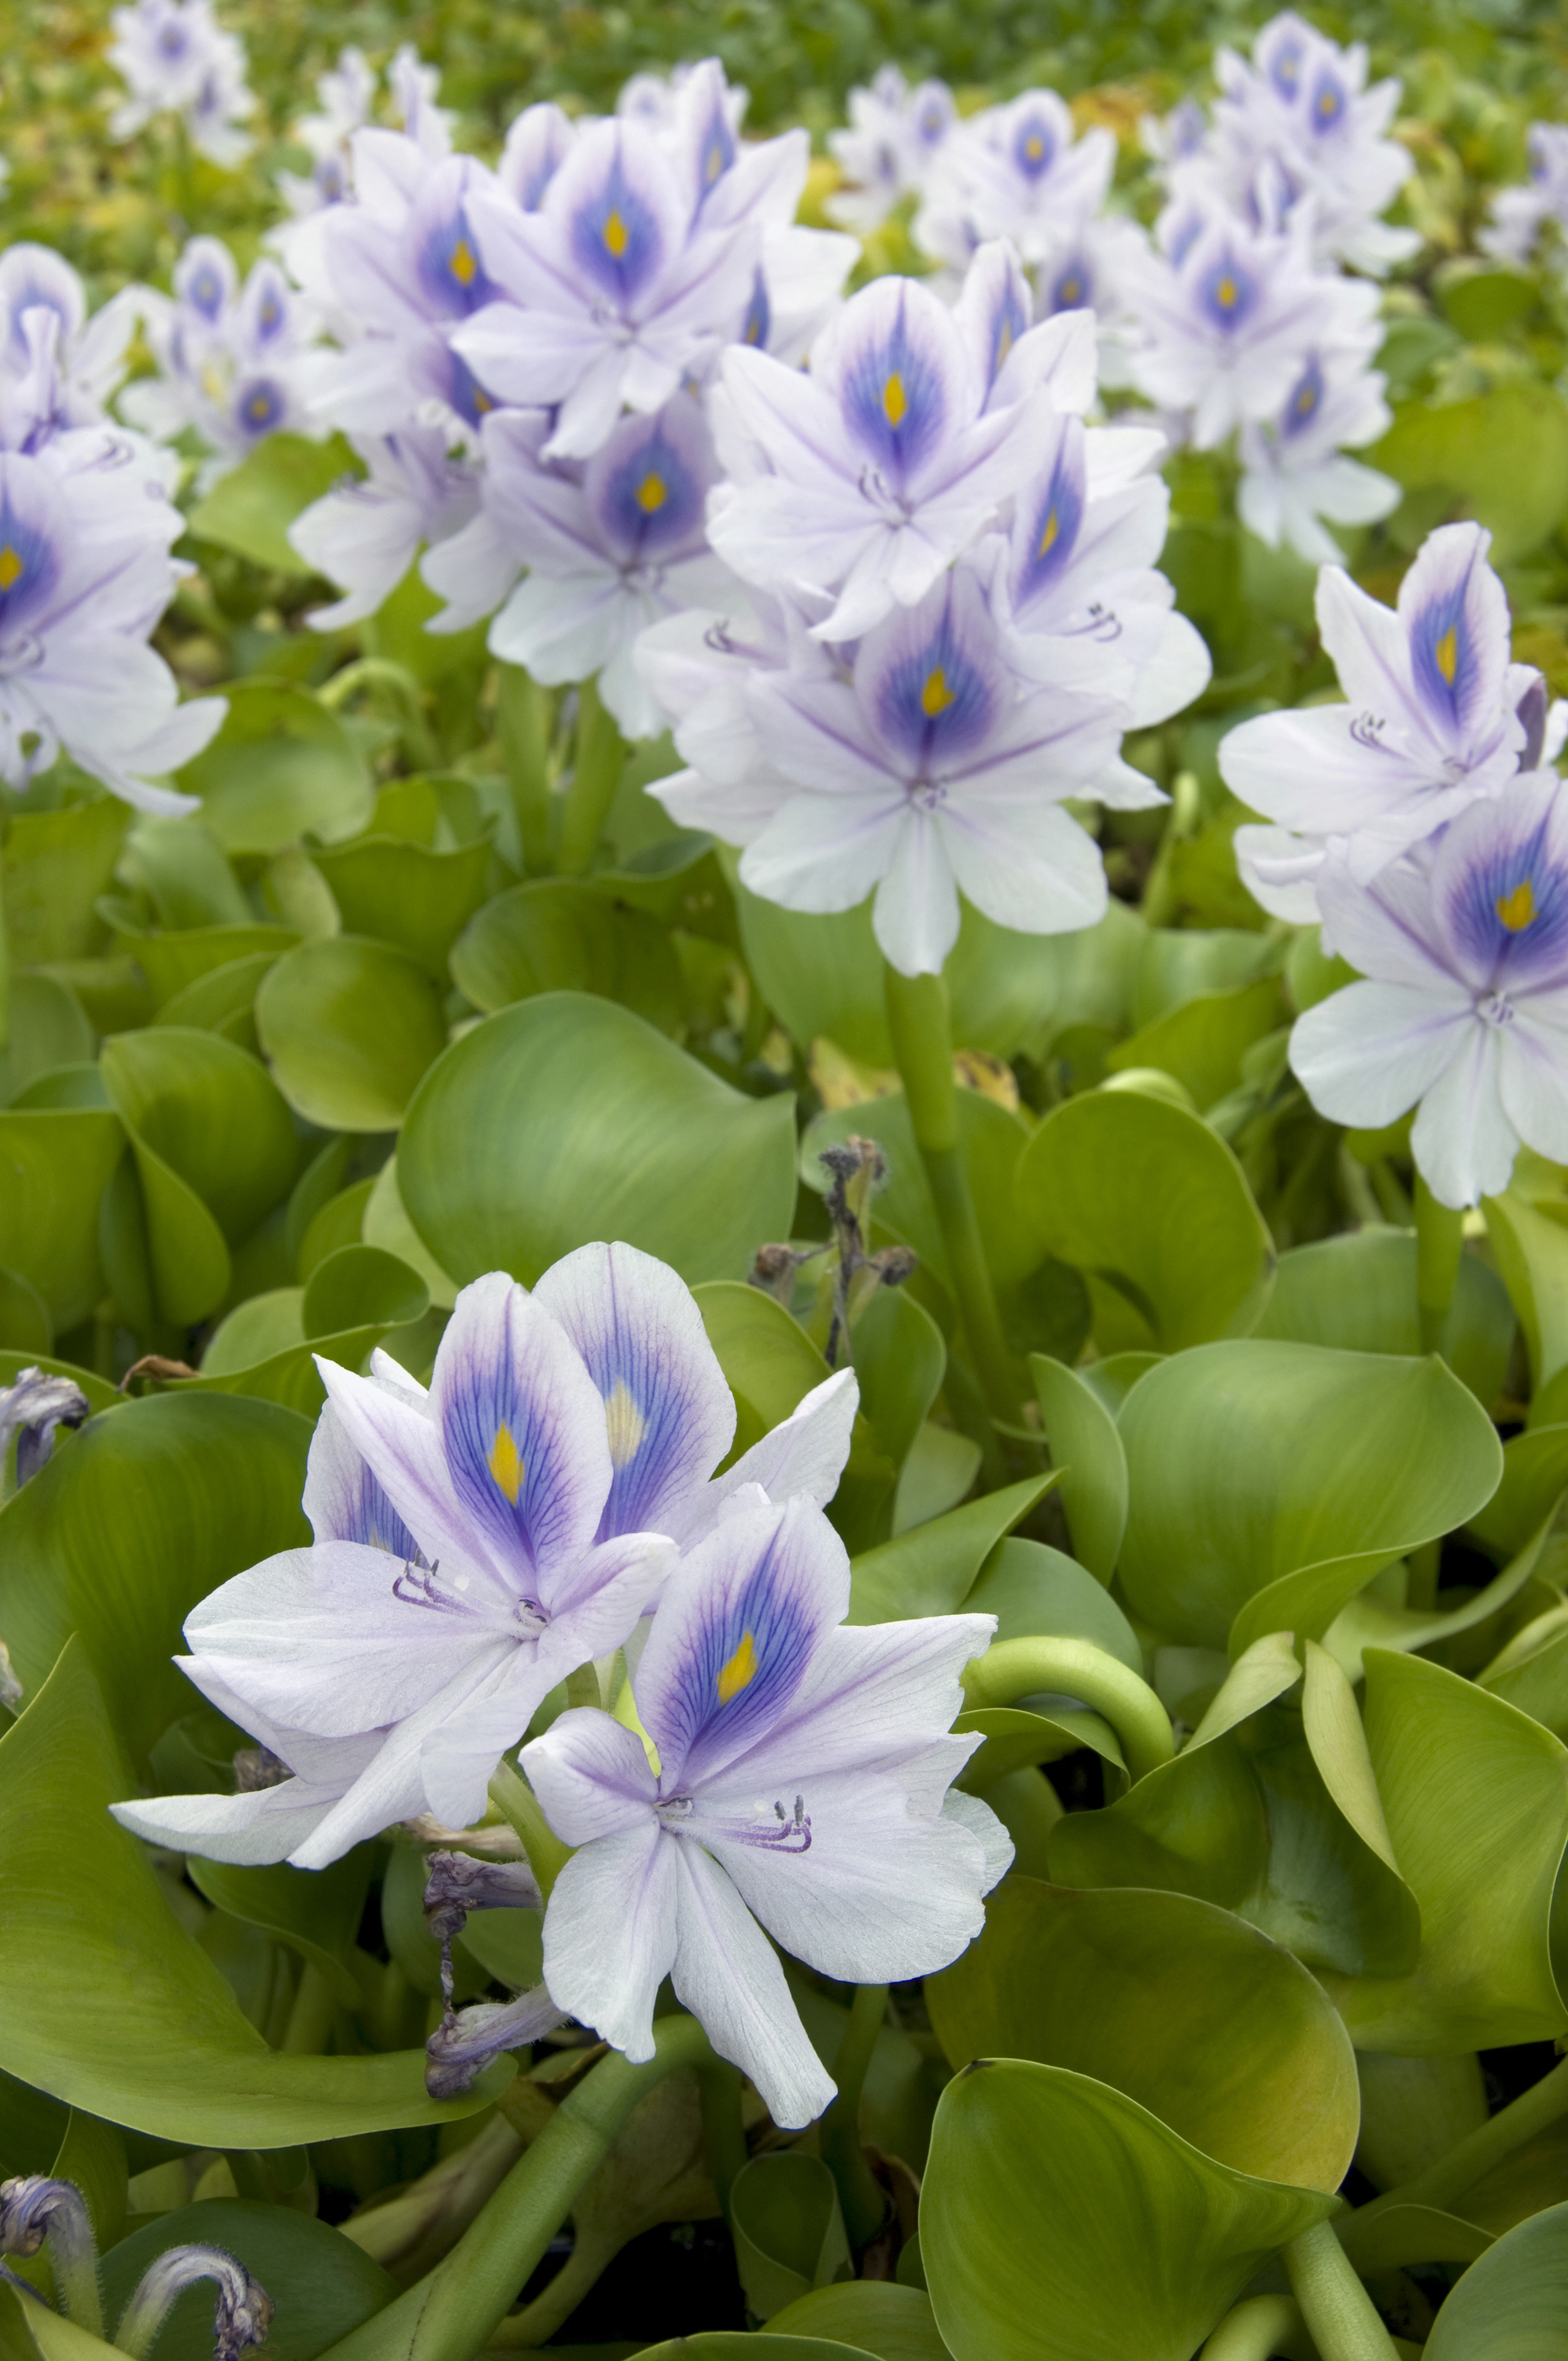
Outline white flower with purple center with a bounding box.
[1481,123,1568,269]
[289,428,481,630]
[522,1491,1009,2128]
[123,242,318,488]
[707,263,1067,644]
[452,116,758,462]
[277,44,375,217]
[913,89,1116,284]
[423,395,732,738]
[0,316,224,813]
[113,1245,858,1870]
[978,404,1212,762]
[1290,773,1568,1208]
[1225,523,1556,922]
[1123,200,1382,448]
[655,562,1126,974]
[825,66,957,236]
[106,0,254,168]
[0,245,143,434]
[1236,349,1399,565]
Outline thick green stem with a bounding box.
[313,2016,734,2361]
[563,1661,603,1713]
[495,663,553,874]
[281,1962,338,2055]
[883,965,1016,1422]
[558,681,625,877]
[818,1984,890,2252]
[1352,2052,1568,2228]
[1197,2295,1306,2361]
[961,1636,1175,1783]
[1284,2219,1399,2360]
[487,1764,573,1903]
[1415,1176,1464,1357]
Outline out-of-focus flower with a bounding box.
[1236,348,1399,563]
[120,239,319,488]
[1481,123,1568,268]
[523,1491,1009,2128]
[1290,773,1568,1207]
[1224,523,1557,921]
[0,245,144,432]
[826,66,957,235]
[290,429,480,628]
[914,89,1116,283]
[105,0,256,169]
[277,44,375,216]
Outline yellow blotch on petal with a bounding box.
[717,1631,758,1703]
[1025,135,1045,161]
[636,471,667,513]
[921,666,956,717]
[450,237,478,286]
[0,545,23,592]
[1058,275,1083,305]
[604,209,629,258]
[1497,878,1537,932]
[1216,275,1238,310]
[1435,626,1459,685]
[488,1421,524,1503]
[604,1380,647,1469]
[1038,507,1060,558]
[882,371,908,427]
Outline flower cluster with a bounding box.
[1481,124,1568,271]
[113,1243,1009,2127]
[825,66,956,236]
[1224,521,1568,1207]
[0,247,224,813]
[105,0,255,170]
[121,239,317,489]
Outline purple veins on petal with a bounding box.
[569,151,665,305]
[839,294,947,482]
[870,607,1000,770]
[740,270,771,349]
[1280,356,1325,439]
[1409,576,1481,735]
[419,205,497,316]
[1198,251,1259,333]
[592,416,707,563]
[652,1524,824,1786]
[0,490,61,635]
[1014,432,1087,607]
[1444,814,1568,990]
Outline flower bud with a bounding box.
[115,2245,274,2361]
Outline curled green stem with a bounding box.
[313,2016,741,2361]
[1284,2219,1400,2361]
[961,1636,1175,1783]
[818,1983,890,2252]
[883,964,1016,1424]
[1197,2294,1307,2361]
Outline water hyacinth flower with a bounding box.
[523,1492,1010,2128]
[289,429,480,629]
[826,66,956,235]
[113,1245,858,1868]
[0,1365,90,1484]
[1123,200,1382,449]
[1236,348,1399,565]
[707,259,1071,644]
[1290,773,1568,1208]
[1481,123,1568,268]
[913,89,1116,284]
[422,396,732,737]
[1225,523,1558,922]
[452,112,758,461]
[121,242,318,488]
[0,314,225,812]
[105,0,255,168]
[0,246,143,433]
[277,43,375,216]
[654,563,1128,975]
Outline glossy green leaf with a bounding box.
[730,2152,850,2322]
[0,1644,507,2144]
[0,1390,311,1761]
[1370,381,1568,563]
[101,2201,396,2361]
[693,1280,832,1458]
[636,2341,874,2361]
[201,1286,307,1374]
[0,976,94,1108]
[891,1423,982,1532]
[105,918,297,1011]
[1481,1605,1568,1740]
[450,881,683,1033]
[3,799,128,965]
[153,952,285,1047]
[963,1539,1142,1666]
[1255,1227,1515,1407]
[179,682,374,855]
[0,1266,51,1352]
[926,1878,1358,2189]
[0,1109,124,1332]
[363,1157,459,1310]
[1423,2200,1568,2359]
[398,995,797,1287]
[1029,1354,1127,1582]
[1485,1188,1568,1400]
[187,430,360,572]
[1106,976,1283,1110]
[1469,1424,1568,1558]
[179,1250,428,1415]
[313,835,496,980]
[256,938,449,1129]
[1116,1342,1503,1651]
[1326,1651,1568,2052]
[847,1475,1056,1623]
[764,2285,947,2361]
[1016,1092,1275,1352]
[186,1851,375,2008]
[921,2059,1333,2361]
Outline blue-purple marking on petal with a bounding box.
[651,1522,823,1790]
[1011,109,1057,184]
[418,205,498,318]
[569,153,666,307]
[234,376,286,437]
[1013,431,1087,608]
[1308,69,1347,133]
[1046,255,1094,315]
[839,292,948,482]
[1280,355,1325,440]
[1197,251,1259,334]
[1444,813,1568,992]
[442,346,500,427]
[740,270,771,349]
[1409,563,1480,737]
[0,496,61,634]
[871,593,1001,772]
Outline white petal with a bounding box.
[540,1820,678,2062]
[670,1840,836,2127]
[1289,984,1472,1129]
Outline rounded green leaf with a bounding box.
[201,1288,307,1376]
[0,1390,311,1764]
[1370,382,1568,564]
[1256,1228,1515,1408]
[730,2152,850,2322]
[635,2342,875,2361]
[927,1879,1358,2190]
[185,1851,375,2009]
[848,1476,1057,1624]
[693,1280,832,1458]
[964,1539,1142,1666]
[178,681,374,853]
[1485,1188,1568,1401]
[0,1109,124,1332]
[256,938,449,1129]
[0,1645,507,2144]
[0,976,94,1108]
[101,1027,299,1250]
[302,1244,429,1339]
[398,994,797,1287]
[450,880,683,1032]
[1423,2200,1568,2359]
[105,920,297,1011]
[186,430,360,572]
[1028,1354,1128,1583]
[101,2200,394,2361]
[1468,1424,1568,1559]
[921,2059,1333,2361]
[313,835,495,979]
[765,2285,947,2360]
[153,952,286,1047]
[0,1267,51,1352]
[1016,1092,1275,1352]
[1116,1342,1503,1650]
